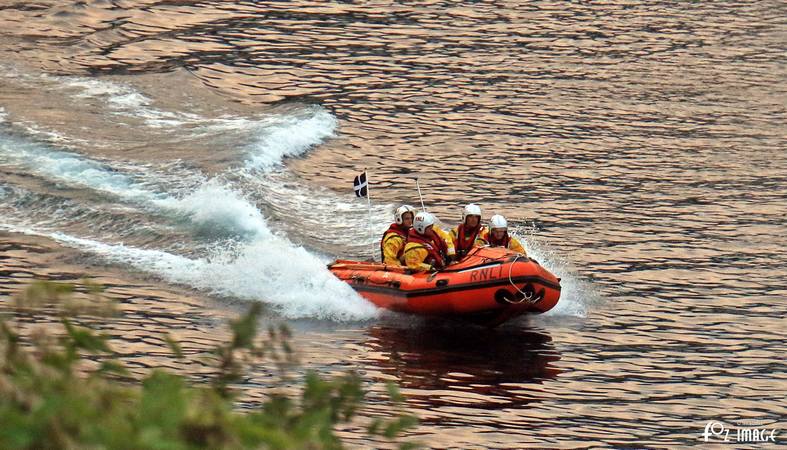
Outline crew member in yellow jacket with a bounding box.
[402,212,449,272]
[483,214,526,255]
[380,205,416,265]
[450,203,488,259]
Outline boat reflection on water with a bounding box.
[360,318,562,406]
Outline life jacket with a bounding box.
[380,223,409,262]
[455,224,482,257]
[487,230,511,249]
[405,228,446,269]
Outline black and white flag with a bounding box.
[353,172,368,197]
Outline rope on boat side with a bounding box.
[506,254,535,304]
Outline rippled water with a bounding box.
[1,0,785,447]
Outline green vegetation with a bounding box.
[0,280,418,449]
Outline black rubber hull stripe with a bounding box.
[350,275,561,298]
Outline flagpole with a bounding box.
[416,178,426,212]
[365,169,375,262]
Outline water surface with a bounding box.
[1,1,785,447]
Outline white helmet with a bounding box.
[413,211,435,234]
[489,214,508,231]
[394,205,416,225]
[462,204,482,222]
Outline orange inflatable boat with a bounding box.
[328,246,561,326]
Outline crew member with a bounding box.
[484,214,526,255]
[450,203,487,259]
[402,211,447,272]
[380,205,416,265]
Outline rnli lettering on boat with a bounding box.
[469,266,502,282]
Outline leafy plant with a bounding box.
[0,280,418,449]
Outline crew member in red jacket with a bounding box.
[450,203,488,259]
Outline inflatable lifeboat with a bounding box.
[328,246,561,327]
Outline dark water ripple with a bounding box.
[1,0,786,447]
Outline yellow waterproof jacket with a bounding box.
[481,229,527,256]
[434,225,455,259]
[380,223,410,265]
[402,242,434,272]
[381,232,406,265]
[507,236,526,255]
[402,229,450,272]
